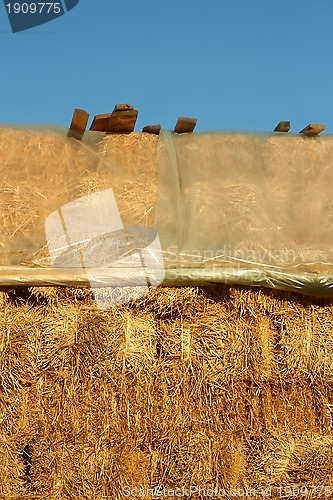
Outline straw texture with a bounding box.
[1,285,333,499]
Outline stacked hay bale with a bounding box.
[97,132,159,227]
[0,129,159,284]
[1,285,333,499]
[2,127,333,277]
[0,127,101,267]
[1,128,333,499]
[156,131,333,275]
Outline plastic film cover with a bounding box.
[155,129,333,297]
[1,124,333,298]
[0,126,163,297]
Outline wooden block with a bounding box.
[90,113,112,132]
[300,124,325,136]
[67,108,89,140]
[106,109,138,134]
[174,116,197,134]
[142,125,161,135]
[274,121,290,132]
[113,103,134,112]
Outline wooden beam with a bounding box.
[274,121,290,132]
[113,103,134,112]
[300,124,325,136]
[90,105,138,134]
[67,108,89,140]
[174,116,197,134]
[90,113,112,132]
[106,109,138,134]
[142,125,161,135]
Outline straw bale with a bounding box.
[129,286,209,320]
[156,132,333,275]
[3,128,333,500]
[0,128,99,267]
[275,304,333,385]
[0,284,332,498]
[252,431,333,487]
[98,132,159,227]
[2,127,333,287]
[0,298,42,499]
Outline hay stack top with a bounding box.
[0,118,332,297]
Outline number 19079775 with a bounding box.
[6,2,62,14]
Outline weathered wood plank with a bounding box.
[300,124,325,136]
[90,113,112,132]
[274,121,290,132]
[106,109,138,134]
[174,116,197,134]
[142,125,161,135]
[113,103,134,112]
[67,108,89,140]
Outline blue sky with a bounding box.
[0,0,332,133]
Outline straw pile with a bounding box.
[1,284,333,499]
[98,133,159,227]
[1,128,333,499]
[0,129,159,273]
[2,127,333,279]
[156,132,333,274]
[0,127,100,267]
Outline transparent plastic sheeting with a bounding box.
[1,124,333,298]
[155,129,333,297]
[0,124,165,308]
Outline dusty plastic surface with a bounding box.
[1,124,333,298]
[155,129,333,297]
[0,125,98,267]
[0,126,163,294]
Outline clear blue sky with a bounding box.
[1,0,332,133]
